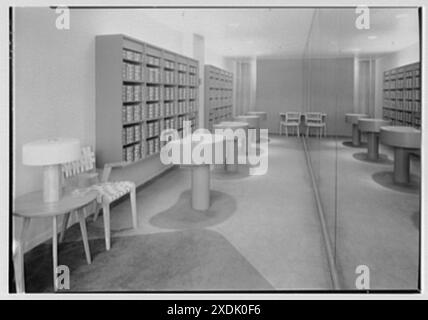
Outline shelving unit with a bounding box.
[96,34,199,166]
[204,65,233,130]
[383,62,421,129]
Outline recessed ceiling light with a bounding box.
[245,40,254,44]
[368,35,377,40]
[228,23,240,28]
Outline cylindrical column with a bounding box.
[225,138,239,172]
[43,165,62,203]
[394,148,410,184]
[352,124,361,146]
[367,132,379,161]
[191,164,210,210]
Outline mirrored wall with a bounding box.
[304,7,421,290]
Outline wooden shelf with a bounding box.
[96,34,200,165]
[204,65,234,130]
[382,62,421,129]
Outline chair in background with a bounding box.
[61,146,138,251]
[279,112,301,136]
[304,112,327,137]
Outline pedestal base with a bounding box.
[352,152,392,165]
[191,165,210,210]
[366,132,379,161]
[225,138,239,173]
[352,124,361,146]
[394,147,412,184]
[372,171,419,194]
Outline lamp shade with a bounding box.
[23,138,81,166]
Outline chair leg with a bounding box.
[93,203,101,222]
[130,187,138,229]
[52,216,58,291]
[14,217,30,293]
[77,208,91,264]
[297,126,300,137]
[102,204,111,251]
[306,126,309,137]
[59,212,70,243]
[279,123,282,135]
[285,126,288,137]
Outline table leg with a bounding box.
[14,217,30,293]
[191,164,210,210]
[352,124,361,146]
[59,212,70,243]
[367,132,379,161]
[52,216,58,291]
[77,208,92,265]
[394,147,411,184]
[103,204,111,251]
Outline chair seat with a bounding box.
[281,121,300,126]
[73,181,135,204]
[306,123,326,127]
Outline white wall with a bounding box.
[354,59,376,117]
[256,58,304,133]
[374,43,420,118]
[255,57,354,136]
[13,8,211,250]
[307,58,355,136]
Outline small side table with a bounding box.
[247,111,267,129]
[358,118,391,161]
[13,189,98,292]
[164,134,224,211]
[345,113,369,146]
[380,126,421,184]
[234,115,260,143]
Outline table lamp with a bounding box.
[23,138,81,203]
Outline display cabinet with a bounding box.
[96,34,199,166]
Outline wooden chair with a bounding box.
[304,112,327,138]
[279,112,301,136]
[61,146,138,250]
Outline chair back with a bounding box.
[62,146,95,178]
[305,112,323,124]
[285,112,301,123]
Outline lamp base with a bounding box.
[43,165,62,203]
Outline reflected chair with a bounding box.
[304,112,327,138]
[279,112,301,136]
[61,146,138,250]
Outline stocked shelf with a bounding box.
[204,65,234,130]
[96,34,199,165]
[383,62,421,129]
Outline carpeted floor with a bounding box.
[17,135,332,292]
[307,136,420,289]
[23,229,273,292]
[149,190,237,230]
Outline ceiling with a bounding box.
[309,8,420,58]
[143,7,419,59]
